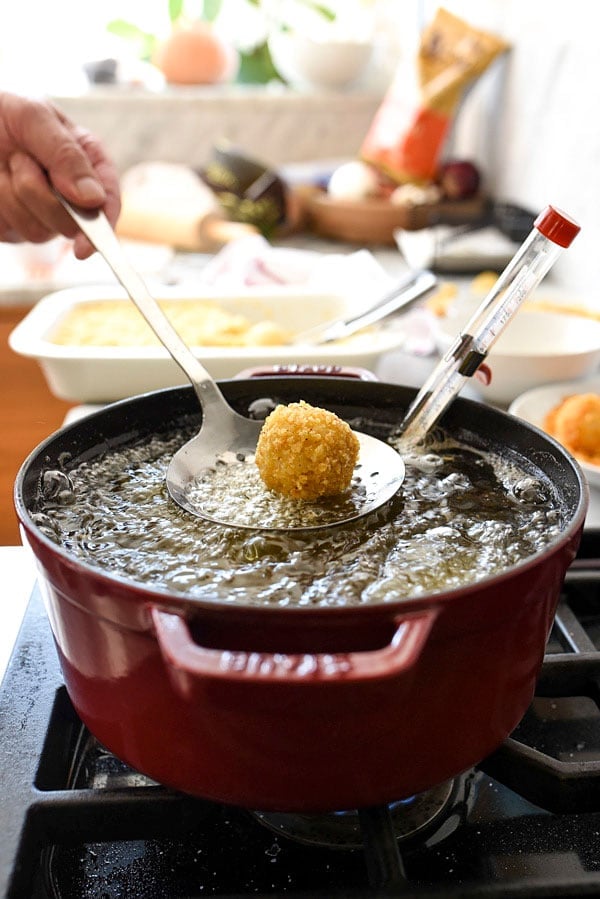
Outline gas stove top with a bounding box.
[2,531,600,898]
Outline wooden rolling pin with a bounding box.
[115,161,258,251]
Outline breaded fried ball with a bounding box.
[255,400,360,501]
[544,392,600,465]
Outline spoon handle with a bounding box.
[294,269,438,345]
[57,196,230,415]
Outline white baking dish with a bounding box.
[9,284,409,403]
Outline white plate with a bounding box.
[508,376,600,489]
[9,284,409,404]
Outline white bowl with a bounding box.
[268,31,372,90]
[434,309,600,406]
[9,284,407,404]
[508,376,600,489]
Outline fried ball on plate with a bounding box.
[255,400,360,500]
[544,392,600,465]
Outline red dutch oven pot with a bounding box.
[14,377,588,813]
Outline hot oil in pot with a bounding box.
[30,424,564,608]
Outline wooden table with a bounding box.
[0,306,74,545]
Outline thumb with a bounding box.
[48,143,106,207]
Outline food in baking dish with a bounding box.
[49,299,290,347]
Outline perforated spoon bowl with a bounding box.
[58,198,406,530]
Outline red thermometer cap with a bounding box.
[534,205,581,247]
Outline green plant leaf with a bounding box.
[236,43,283,84]
[106,19,147,40]
[202,0,224,22]
[168,0,185,22]
[106,19,157,61]
[299,0,336,22]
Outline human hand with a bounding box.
[0,92,121,259]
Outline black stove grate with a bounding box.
[2,530,600,898]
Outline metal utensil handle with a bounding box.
[333,269,437,337]
[296,269,437,345]
[57,196,227,413]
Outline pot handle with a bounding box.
[150,606,438,687]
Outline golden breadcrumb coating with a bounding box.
[255,400,360,501]
[544,392,600,465]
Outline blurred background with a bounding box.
[0,0,596,293]
[0,0,600,287]
[0,0,593,295]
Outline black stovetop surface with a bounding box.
[2,531,600,898]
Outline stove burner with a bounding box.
[252,779,457,849]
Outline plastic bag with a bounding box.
[360,8,509,184]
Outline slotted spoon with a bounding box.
[58,197,406,530]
